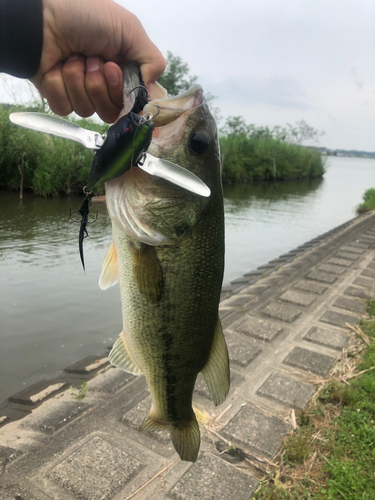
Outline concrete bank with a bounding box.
[1,211,375,500]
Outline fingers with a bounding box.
[40,56,124,122]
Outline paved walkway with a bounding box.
[1,212,375,500]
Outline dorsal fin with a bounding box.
[99,241,119,290]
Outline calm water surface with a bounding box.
[0,156,374,403]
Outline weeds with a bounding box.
[70,381,88,401]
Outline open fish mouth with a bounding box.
[142,85,205,148]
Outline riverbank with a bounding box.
[1,210,375,499]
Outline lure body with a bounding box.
[86,112,154,191]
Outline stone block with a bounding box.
[233,315,284,342]
[64,355,109,374]
[88,366,134,394]
[0,445,23,469]
[303,326,349,350]
[340,246,365,254]
[350,241,370,248]
[353,276,375,289]
[333,297,367,315]
[318,264,346,275]
[283,347,335,376]
[169,453,259,500]
[244,285,270,295]
[262,302,302,323]
[257,371,315,409]
[195,371,244,401]
[327,257,353,267]
[222,405,290,459]
[8,380,68,406]
[320,310,358,328]
[368,261,375,270]
[47,435,143,500]
[294,280,328,295]
[345,286,373,300]
[361,268,375,280]
[335,251,359,260]
[226,334,262,367]
[307,271,337,284]
[279,290,316,307]
[223,295,253,307]
[21,401,89,434]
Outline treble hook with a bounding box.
[127,85,150,100]
[70,187,98,271]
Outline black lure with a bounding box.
[70,193,98,271]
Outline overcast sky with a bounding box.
[1,0,374,151]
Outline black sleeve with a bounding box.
[0,0,43,78]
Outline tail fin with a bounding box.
[140,412,200,462]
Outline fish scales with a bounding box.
[101,84,229,461]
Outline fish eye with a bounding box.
[189,132,209,154]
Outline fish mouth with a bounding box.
[142,85,205,148]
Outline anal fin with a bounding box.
[200,319,230,406]
[108,331,142,376]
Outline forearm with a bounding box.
[0,0,43,78]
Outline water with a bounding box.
[0,156,374,404]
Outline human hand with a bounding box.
[31,0,165,123]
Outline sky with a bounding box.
[1,0,374,151]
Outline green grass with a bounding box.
[254,301,375,500]
[357,188,375,214]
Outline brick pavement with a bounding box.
[1,212,375,500]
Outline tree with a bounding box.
[273,120,325,145]
[158,51,197,96]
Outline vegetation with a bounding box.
[254,301,375,499]
[220,116,326,183]
[357,188,375,214]
[0,104,107,196]
[70,381,89,401]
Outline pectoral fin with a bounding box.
[132,243,163,304]
[108,331,142,376]
[201,319,230,406]
[99,241,119,290]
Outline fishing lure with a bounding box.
[71,91,155,270]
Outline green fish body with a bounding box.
[100,85,229,461]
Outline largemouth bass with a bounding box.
[100,83,229,462]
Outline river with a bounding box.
[0,156,374,404]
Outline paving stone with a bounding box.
[263,276,284,284]
[320,310,358,328]
[335,251,359,261]
[318,264,346,275]
[303,326,349,350]
[47,435,143,500]
[307,271,338,284]
[226,334,262,367]
[361,268,375,280]
[362,233,375,240]
[327,257,353,267]
[283,347,335,376]
[340,246,365,254]
[344,286,374,300]
[0,482,50,500]
[169,452,259,500]
[243,285,270,295]
[262,302,302,323]
[0,445,23,469]
[21,401,89,434]
[88,366,134,393]
[368,261,375,270]
[257,371,315,409]
[279,290,316,307]
[122,395,170,443]
[350,241,370,249]
[195,371,244,401]
[333,297,367,315]
[223,295,253,307]
[232,315,284,342]
[294,280,328,295]
[64,355,109,374]
[353,276,375,289]
[222,405,290,459]
[8,380,68,406]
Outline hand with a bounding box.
[30,0,165,123]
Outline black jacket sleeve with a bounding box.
[0,0,43,78]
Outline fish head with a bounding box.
[144,84,222,193]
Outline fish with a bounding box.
[99,81,230,462]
